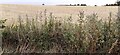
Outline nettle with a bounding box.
[0,19,7,29]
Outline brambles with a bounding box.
[2,10,120,53]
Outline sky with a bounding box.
[0,0,118,6]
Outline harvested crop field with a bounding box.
[0,4,118,25]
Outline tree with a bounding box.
[117,1,120,6]
[105,4,109,6]
[95,5,97,6]
[77,4,80,6]
[81,4,87,6]
[74,4,76,6]
[42,4,45,5]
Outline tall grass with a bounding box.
[2,10,120,53]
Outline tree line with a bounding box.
[41,1,120,6]
[105,1,120,6]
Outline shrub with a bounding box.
[2,10,120,53]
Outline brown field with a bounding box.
[0,4,118,25]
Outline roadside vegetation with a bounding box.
[1,10,120,53]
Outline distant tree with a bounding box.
[114,4,117,6]
[42,4,45,5]
[111,4,114,6]
[95,5,97,6]
[70,4,72,6]
[77,4,80,6]
[105,4,110,6]
[74,4,76,6]
[81,4,87,6]
[117,1,120,6]
[105,4,108,6]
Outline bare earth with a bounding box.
[0,4,118,25]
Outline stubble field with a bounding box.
[0,4,118,25]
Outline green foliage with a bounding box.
[0,19,7,29]
[2,11,120,53]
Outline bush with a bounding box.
[2,10,120,53]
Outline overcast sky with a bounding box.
[0,0,118,6]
